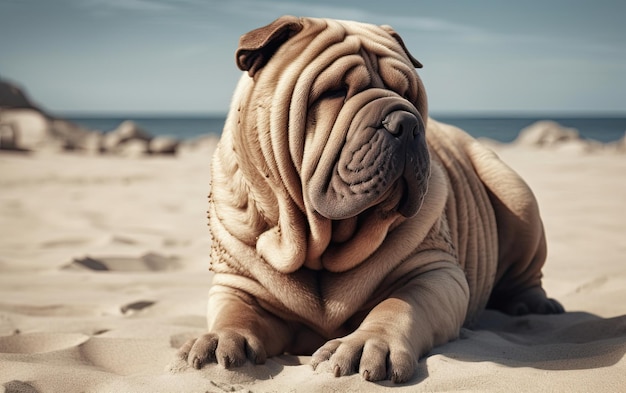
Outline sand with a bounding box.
[1,139,625,392]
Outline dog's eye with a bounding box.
[318,87,348,101]
[309,84,349,107]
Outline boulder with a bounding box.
[79,131,106,155]
[116,139,150,158]
[149,136,179,155]
[0,108,51,151]
[49,118,102,152]
[0,80,183,155]
[514,120,582,147]
[104,120,153,151]
[0,108,104,153]
[514,120,580,147]
[608,131,626,154]
[0,122,19,150]
[1,79,99,153]
[0,79,40,110]
[0,79,51,152]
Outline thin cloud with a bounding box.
[214,0,485,36]
[216,1,623,56]
[74,0,489,40]
[376,15,483,35]
[76,0,177,14]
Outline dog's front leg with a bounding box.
[178,285,294,369]
[311,261,470,383]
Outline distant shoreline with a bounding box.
[63,114,626,143]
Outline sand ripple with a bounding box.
[0,333,89,354]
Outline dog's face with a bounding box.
[235,16,430,222]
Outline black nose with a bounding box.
[382,110,419,137]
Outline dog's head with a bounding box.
[236,15,430,221]
[214,16,433,272]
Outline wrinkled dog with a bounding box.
[179,16,563,383]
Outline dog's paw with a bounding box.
[311,331,417,383]
[177,329,267,369]
[504,287,565,316]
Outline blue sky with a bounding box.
[1,0,624,115]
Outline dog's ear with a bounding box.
[236,15,303,77]
[380,25,423,69]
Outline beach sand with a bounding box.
[1,139,625,392]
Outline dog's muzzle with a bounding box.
[307,90,430,220]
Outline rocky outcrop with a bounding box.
[0,108,102,153]
[103,121,181,156]
[514,120,581,147]
[0,108,103,153]
[609,131,626,154]
[149,136,180,155]
[513,120,623,154]
[0,79,105,153]
[103,120,152,151]
[0,79,40,110]
[0,79,183,155]
[0,109,47,151]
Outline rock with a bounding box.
[49,118,102,152]
[79,132,105,155]
[102,120,167,156]
[1,79,181,156]
[0,109,182,156]
[608,131,626,154]
[0,122,19,150]
[0,108,51,150]
[0,108,103,153]
[103,120,152,151]
[115,139,150,157]
[0,79,40,110]
[149,136,179,155]
[514,120,581,147]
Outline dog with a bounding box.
[178,15,563,383]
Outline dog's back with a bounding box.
[426,118,556,321]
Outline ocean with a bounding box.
[65,114,626,144]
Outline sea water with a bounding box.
[66,114,626,143]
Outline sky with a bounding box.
[1,0,625,116]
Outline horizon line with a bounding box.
[55,110,626,119]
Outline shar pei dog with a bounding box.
[179,15,564,383]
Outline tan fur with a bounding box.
[179,16,562,383]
